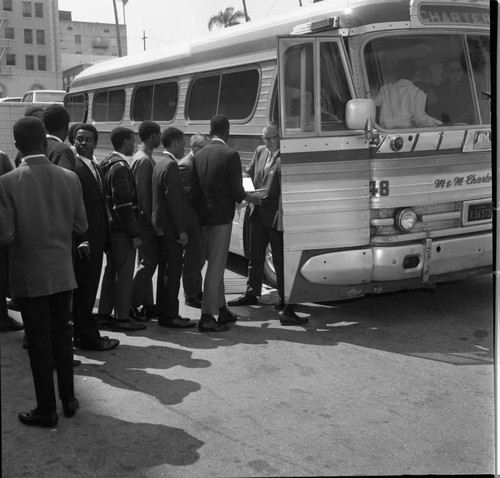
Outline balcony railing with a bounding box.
[92,40,109,49]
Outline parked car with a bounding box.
[0,97,23,102]
[22,90,65,104]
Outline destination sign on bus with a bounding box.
[418,4,490,26]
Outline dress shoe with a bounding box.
[18,409,58,428]
[62,398,79,418]
[6,298,20,311]
[227,294,258,307]
[158,316,196,328]
[54,359,81,369]
[129,306,149,322]
[198,314,231,332]
[141,304,159,320]
[274,300,285,311]
[185,297,202,309]
[79,336,119,351]
[218,308,238,325]
[94,313,113,329]
[0,315,24,331]
[111,318,147,331]
[279,309,309,326]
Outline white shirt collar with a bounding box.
[20,154,45,165]
[112,151,130,163]
[211,138,226,145]
[46,134,63,143]
[163,150,177,161]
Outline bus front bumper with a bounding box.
[300,232,492,285]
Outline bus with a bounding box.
[65,0,492,305]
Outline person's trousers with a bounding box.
[73,246,103,346]
[18,291,74,414]
[156,235,183,319]
[98,232,136,320]
[0,247,9,322]
[132,223,159,308]
[246,213,285,301]
[183,217,205,300]
[201,223,232,316]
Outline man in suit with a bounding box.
[0,117,88,427]
[0,150,24,332]
[177,133,209,309]
[97,127,146,331]
[130,121,162,320]
[42,104,76,171]
[72,123,119,351]
[152,127,195,328]
[191,115,259,332]
[227,122,307,325]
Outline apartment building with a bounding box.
[59,10,126,90]
[0,0,62,98]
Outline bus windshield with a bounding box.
[364,34,490,128]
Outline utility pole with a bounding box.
[142,30,147,51]
[112,0,123,57]
[242,0,250,21]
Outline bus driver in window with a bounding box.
[374,59,442,129]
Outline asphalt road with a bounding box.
[1,255,495,477]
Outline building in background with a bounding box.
[0,0,62,98]
[59,10,126,90]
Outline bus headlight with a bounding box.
[394,208,417,232]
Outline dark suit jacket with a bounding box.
[74,155,109,252]
[0,155,87,298]
[152,153,187,237]
[246,146,280,229]
[45,136,76,171]
[192,139,246,225]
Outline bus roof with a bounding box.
[69,0,488,91]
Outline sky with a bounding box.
[58,0,315,56]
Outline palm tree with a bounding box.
[208,7,249,31]
[121,0,128,25]
[112,0,122,56]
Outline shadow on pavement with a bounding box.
[145,274,493,366]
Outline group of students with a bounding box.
[0,105,307,428]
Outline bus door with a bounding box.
[277,36,372,304]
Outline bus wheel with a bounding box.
[263,244,277,288]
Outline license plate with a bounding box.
[463,202,492,225]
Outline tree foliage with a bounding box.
[208,7,249,31]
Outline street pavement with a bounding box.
[1,259,495,477]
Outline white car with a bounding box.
[0,97,23,102]
[22,90,65,104]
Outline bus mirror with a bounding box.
[345,99,376,130]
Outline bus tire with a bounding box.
[263,244,278,288]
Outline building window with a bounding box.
[67,26,73,31]
[36,29,45,45]
[75,35,81,44]
[24,29,33,44]
[5,27,14,40]
[6,53,15,66]
[38,55,46,71]
[3,0,12,12]
[104,29,109,33]
[26,55,34,70]
[22,1,31,17]
[35,2,43,17]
